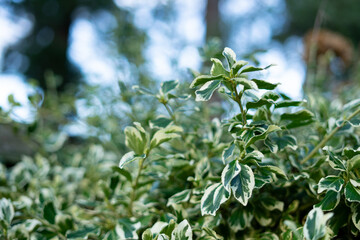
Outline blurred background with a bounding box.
[0,0,360,123]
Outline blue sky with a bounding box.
[0,0,305,122]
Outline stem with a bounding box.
[233,82,247,125]
[128,155,147,216]
[301,108,360,164]
[162,102,176,123]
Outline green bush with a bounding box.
[0,47,360,239]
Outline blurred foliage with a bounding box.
[1,0,147,91]
[0,46,359,239]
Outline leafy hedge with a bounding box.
[0,47,360,239]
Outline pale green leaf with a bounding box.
[116,218,141,239]
[150,125,182,149]
[230,164,255,206]
[171,220,192,240]
[190,75,223,88]
[229,207,253,231]
[222,47,236,68]
[161,80,179,94]
[232,60,248,75]
[201,183,230,216]
[195,80,221,101]
[119,151,144,169]
[222,143,235,164]
[167,189,191,206]
[125,122,149,155]
[303,208,333,240]
[210,58,228,76]
[221,160,241,191]
[0,198,14,227]
[234,78,258,90]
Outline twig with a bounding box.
[301,108,360,164]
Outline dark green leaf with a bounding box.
[251,79,279,90]
[345,180,360,203]
[317,175,344,193]
[43,202,56,224]
[111,166,133,182]
[315,190,340,211]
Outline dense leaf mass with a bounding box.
[0,47,360,239]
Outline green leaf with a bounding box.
[232,60,248,75]
[67,227,100,239]
[167,189,191,206]
[161,80,179,94]
[0,198,14,227]
[222,47,236,68]
[171,220,192,240]
[343,98,360,111]
[24,219,41,232]
[325,150,346,172]
[345,180,360,203]
[43,201,57,224]
[229,207,253,231]
[201,183,230,216]
[254,174,272,189]
[265,134,297,153]
[251,79,279,90]
[158,234,170,240]
[342,147,360,159]
[221,160,241,191]
[142,229,153,240]
[260,197,284,211]
[210,58,228,76]
[125,122,149,155]
[132,85,155,96]
[280,110,314,129]
[190,75,223,88]
[234,78,258,90]
[202,227,224,240]
[240,66,264,74]
[150,116,173,129]
[348,155,360,171]
[351,203,360,231]
[119,151,144,169]
[195,80,222,101]
[112,166,133,182]
[116,218,141,239]
[317,175,344,193]
[245,125,281,148]
[150,125,182,149]
[315,190,340,211]
[303,208,333,240]
[281,110,314,121]
[261,165,288,179]
[230,164,255,206]
[275,100,305,108]
[222,143,235,164]
[160,219,176,237]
